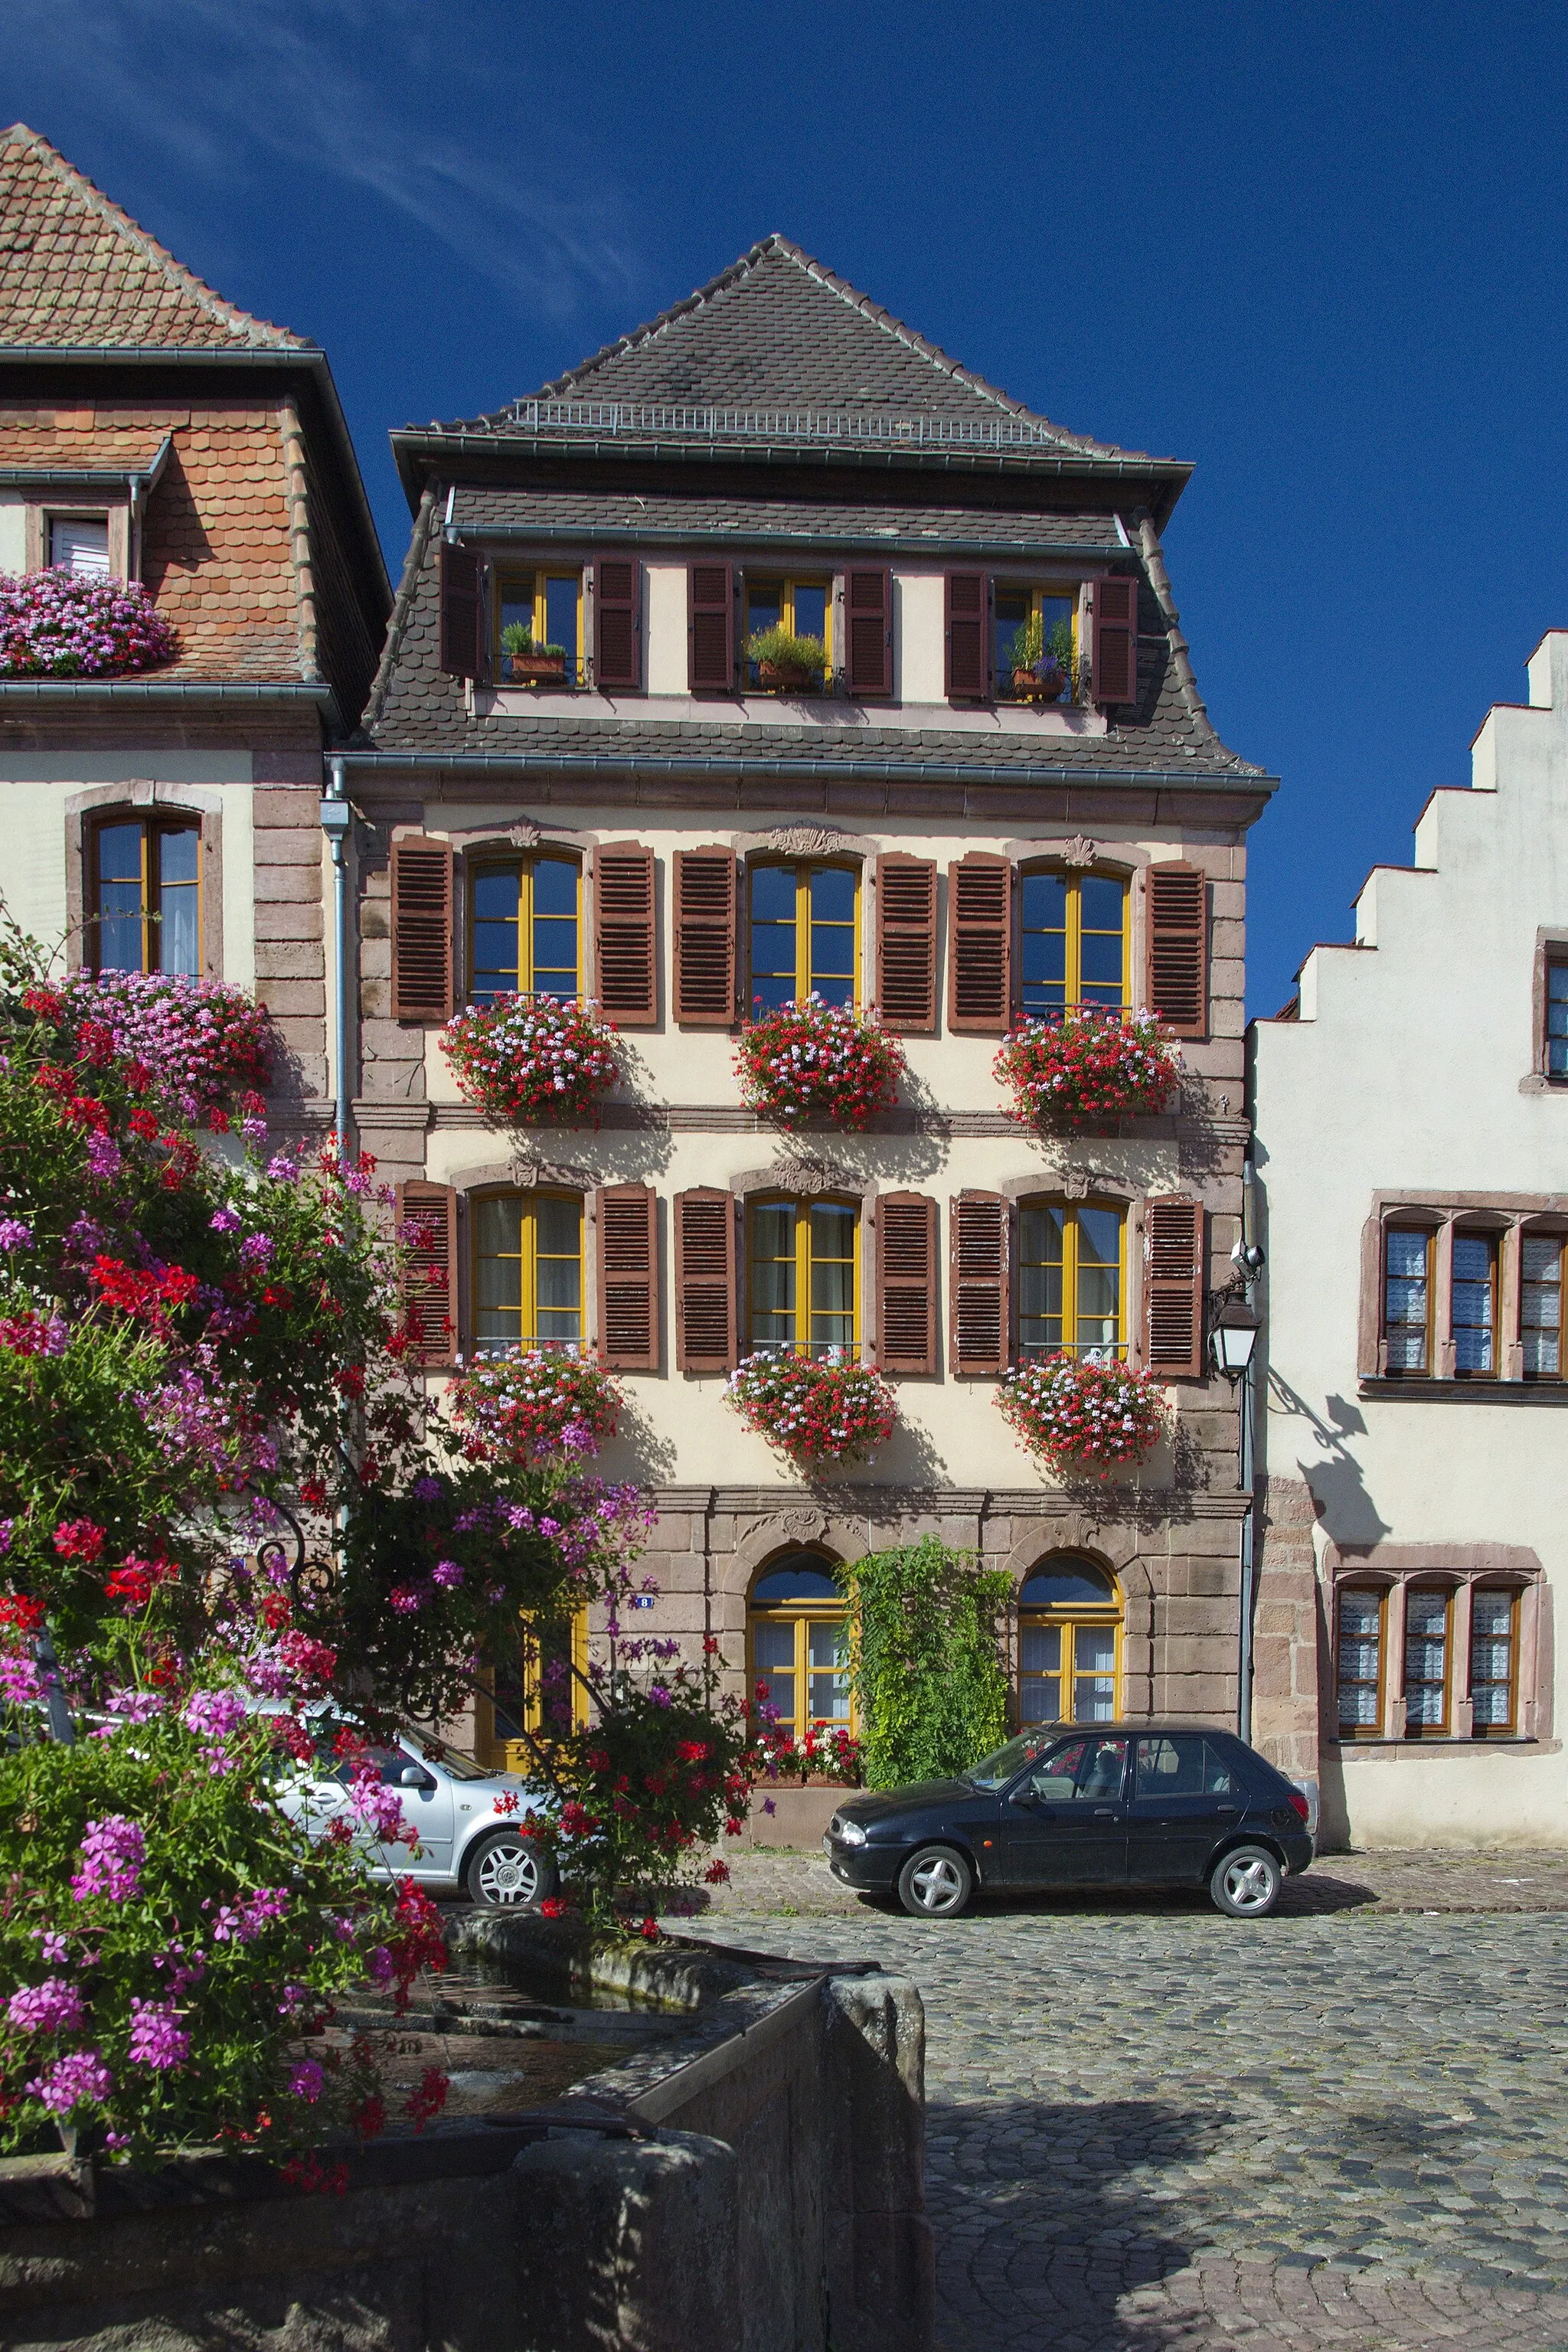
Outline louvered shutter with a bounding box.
[947,854,1013,1033]
[675,1188,736,1372]
[1092,573,1139,706]
[593,555,641,690]
[945,571,988,701]
[875,854,937,1034]
[596,1184,658,1370]
[673,848,737,1025]
[845,567,892,698]
[1145,1196,1204,1377]
[397,1181,458,1368]
[439,541,481,680]
[593,842,656,1026]
[1146,863,1208,1037]
[688,562,734,692]
[390,835,454,1024]
[877,1193,937,1374]
[949,1193,1010,1377]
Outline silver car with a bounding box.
[276,1725,558,1907]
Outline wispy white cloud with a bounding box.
[1,0,638,318]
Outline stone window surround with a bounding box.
[63,782,224,980]
[445,1156,600,1360]
[1325,1541,1549,1746]
[1357,1191,1568,1386]
[436,822,598,1008]
[23,493,134,582]
[1522,927,1568,1092]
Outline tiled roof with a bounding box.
[142,407,304,678]
[0,123,311,351]
[0,421,168,473]
[451,485,1125,556]
[419,237,1176,465]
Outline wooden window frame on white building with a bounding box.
[1326,1544,1547,1746]
[1360,1194,1568,1387]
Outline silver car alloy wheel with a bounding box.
[1220,1853,1276,1914]
[910,1854,966,1914]
[475,1838,544,1906]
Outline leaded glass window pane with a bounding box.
[1020,1624,1062,1725]
[1470,1590,1516,1730]
[1384,1230,1430,1372]
[1451,1234,1496,1375]
[1404,1589,1449,1732]
[1521,1234,1563,1377]
[1337,1590,1383,1730]
[1547,962,1568,1076]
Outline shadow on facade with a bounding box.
[1266,1367,1390,1548]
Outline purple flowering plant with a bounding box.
[0,567,178,679]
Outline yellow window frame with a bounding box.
[747,1599,855,1741]
[995,581,1080,675]
[1018,1199,1127,1360]
[91,814,202,976]
[471,1187,584,1357]
[469,855,583,1001]
[748,859,862,1004]
[496,567,584,678]
[483,1606,590,1770]
[1017,1603,1122,1728]
[1020,865,1130,1011]
[747,1194,861,1359]
[745,575,834,675]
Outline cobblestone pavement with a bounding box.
[676,1893,1568,2350]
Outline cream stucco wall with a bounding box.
[1252,630,1568,1847]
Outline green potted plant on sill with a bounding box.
[745,624,827,695]
[499,622,569,685]
[1008,612,1073,704]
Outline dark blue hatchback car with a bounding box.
[823,1723,1314,1919]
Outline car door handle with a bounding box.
[1093,1808,1117,1818]
[1217,1806,1239,1818]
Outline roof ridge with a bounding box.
[0,122,313,351]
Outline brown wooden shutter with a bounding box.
[1145,862,1208,1037]
[688,561,734,692]
[675,1188,736,1372]
[596,1184,658,1371]
[673,847,737,1025]
[397,1181,458,1368]
[949,1193,1010,1376]
[438,541,481,679]
[877,1193,937,1374]
[1092,573,1139,706]
[1145,1195,1204,1377]
[593,842,656,1026]
[390,835,454,1024]
[875,854,937,1034]
[945,570,988,701]
[947,854,1013,1033]
[593,555,641,690]
[845,567,892,697]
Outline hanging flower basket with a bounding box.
[59,971,272,1129]
[750,1717,864,1787]
[725,1351,897,1469]
[441,995,620,1125]
[0,568,178,677]
[995,1005,1179,1125]
[735,995,904,1130]
[446,1349,622,1462]
[997,1352,1166,1476]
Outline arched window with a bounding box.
[1018,1200,1125,1360]
[1018,1556,1122,1726]
[748,1551,851,1743]
[472,1189,583,1355]
[469,852,581,1004]
[91,815,201,975]
[746,1195,859,1357]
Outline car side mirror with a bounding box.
[1011,1785,1038,1808]
[399,1765,436,1789]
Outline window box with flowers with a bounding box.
[1006,609,1074,703]
[995,1005,1179,1126]
[751,1720,864,1787]
[59,970,272,1132]
[997,1352,1166,1477]
[736,995,905,1131]
[0,569,178,678]
[441,995,621,1125]
[745,623,828,696]
[447,1349,622,1460]
[726,1350,897,1470]
[498,622,568,685]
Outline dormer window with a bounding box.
[744,577,831,691]
[995,586,1076,701]
[497,568,582,686]
[49,515,110,577]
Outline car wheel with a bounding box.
[465,1828,559,1908]
[1209,1844,1282,1919]
[896,1845,974,1919]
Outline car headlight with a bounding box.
[835,1818,867,1848]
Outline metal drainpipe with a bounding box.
[320,756,352,1157]
[1237,1159,1260,1743]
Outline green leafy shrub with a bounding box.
[745,625,826,676]
[499,624,566,659]
[840,1538,1012,1788]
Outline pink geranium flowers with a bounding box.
[736,995,904,1130]
[0,567,178,678]
[997,1352,1167,1475]
[995,1005,1179,1125]
[725,1350,897,1469]
[441,995,620,1125]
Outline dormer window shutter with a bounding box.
[596,1183,659,1370]
[688,561,734,692]
[945,571,989,701]
[397,1181,458,1368]
[675,1188,737,1372]
[1145,1195,1204,1377]
[593,555,642,690]
[438,541,481,680]
[1092,573,1139,707]
[593,842,657,1026]
[673,847,737,1025]
[949,1192,1011,1377]
[390,835,454,1024]
[947,853,1013,1033]
[875,854,937,1034]
[845,567,892,698]
[877,1193,938,1374]
[1146,862,1208,1037]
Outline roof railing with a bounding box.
[503,397,1091,452]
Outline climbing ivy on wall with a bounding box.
[839,1538,1013,1790]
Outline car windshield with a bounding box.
[963,1731,1061,1791]
[398,1729,495,1782]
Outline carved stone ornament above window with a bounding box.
[766,1155,857,1195]
[508,1155,598,1192]
[767,824,848,857]
[508,822,542,849]
[782,1508,827,1543]
[1060,836,1099,870]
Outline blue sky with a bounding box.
[5,0,1564,1014]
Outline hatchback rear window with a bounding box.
[1134,1735,1239,1797]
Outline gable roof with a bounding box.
[0,122,312,352]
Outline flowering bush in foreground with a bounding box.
[996,1352,1166,1475]
[447,1350,622,1462]
[735,996,904,1130]
[725,1350,897,1470]
[441,995,620,1125]
[57,970,272,1130]
[995,1006,1178,1125]
[0,568,178,678]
